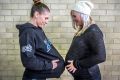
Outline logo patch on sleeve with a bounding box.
[22,44,32,53]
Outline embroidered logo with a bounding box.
[22,44,32,53]
[44,39,51,52]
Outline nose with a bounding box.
[45,21,47,24]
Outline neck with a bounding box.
[29,18,38,27]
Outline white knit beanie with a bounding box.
[72,1,94,15]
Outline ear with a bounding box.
[34,11,40,18]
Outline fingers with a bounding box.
[52,59,59,63]
[52,59,59,70]
[67,66,73,71]
[67,60,73,63]
[67,66,77,73]
[66,64,71,68]
[52,62,58,70]
[72,68,77,73]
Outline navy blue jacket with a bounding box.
[65,24,106,80]
[16,23,65,79]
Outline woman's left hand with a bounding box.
[66,60,77,73]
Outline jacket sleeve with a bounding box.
[19,30,52,70]
[74,27,106,68]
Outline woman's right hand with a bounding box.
[51,59,59,69]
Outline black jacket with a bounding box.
[16,23,65,79]
[65,24,106,80]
